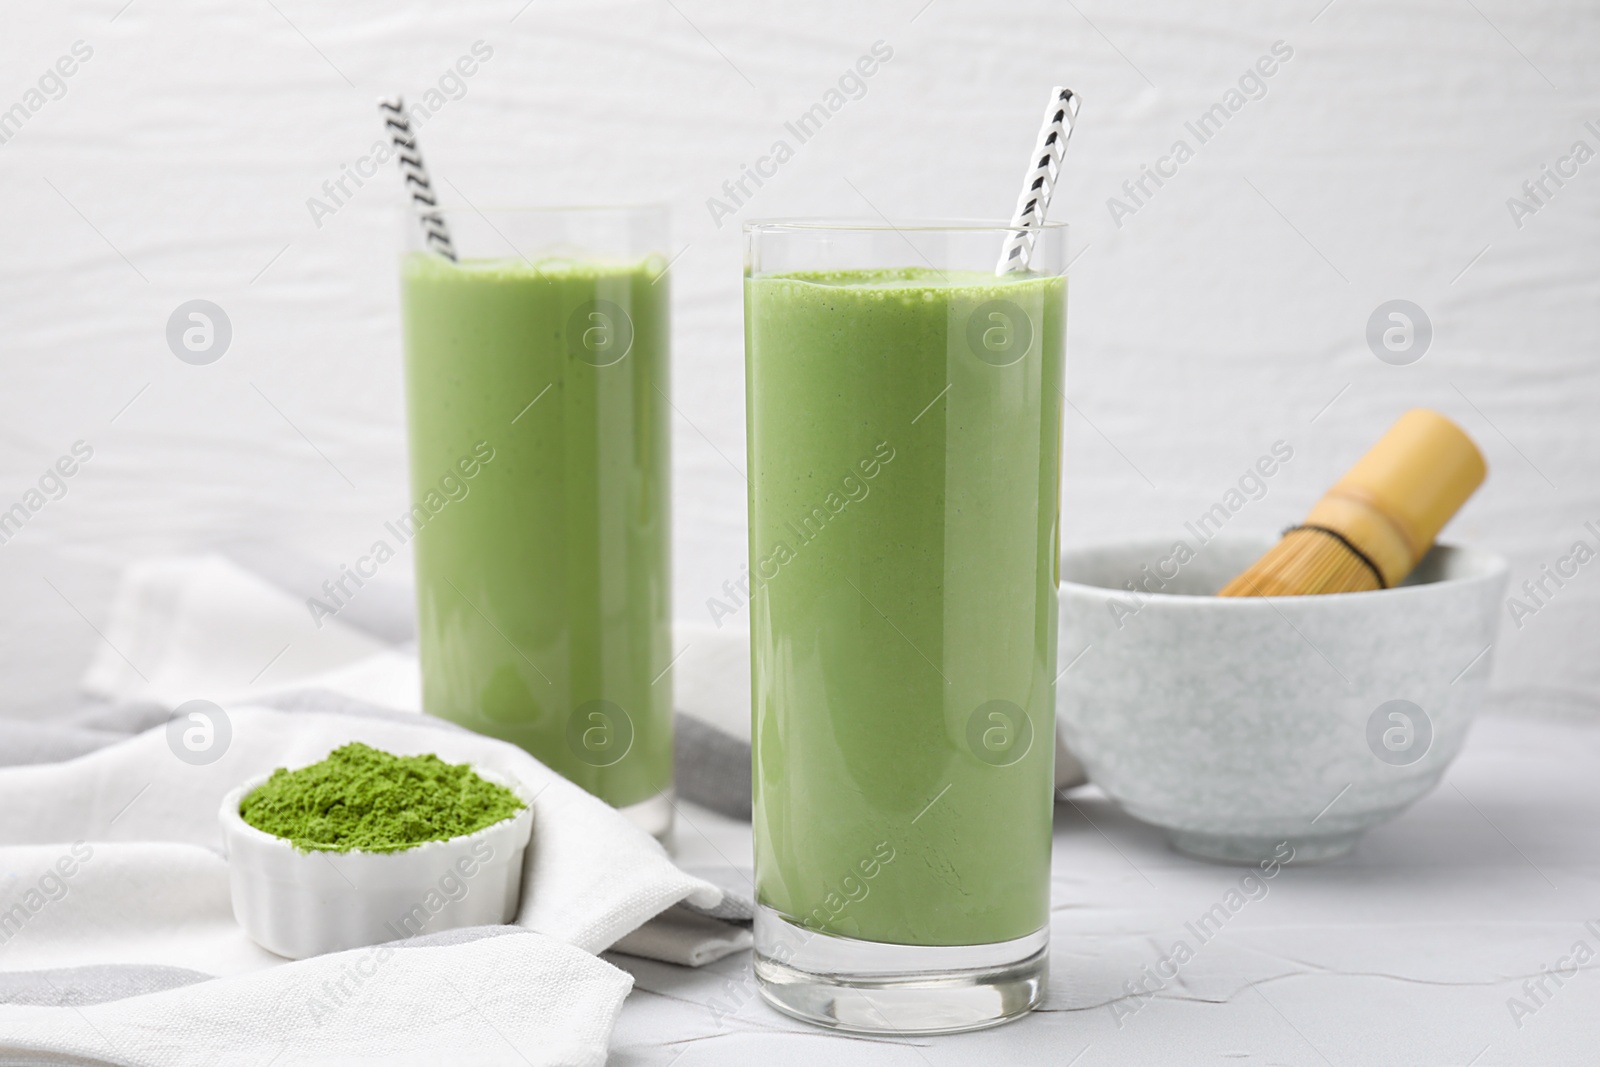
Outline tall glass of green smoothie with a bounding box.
[400,206,673,837]
[744,220,1066,1032]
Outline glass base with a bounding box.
[620,790,674,841]
[752,906,1047,1035]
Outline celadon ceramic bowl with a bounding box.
[1057,535,1508,864]
[220,766,534,959]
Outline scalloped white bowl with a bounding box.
[220,766,535,959]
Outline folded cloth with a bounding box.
[62,555,755,950]
[81,555,422,713]
[0,698,295,770]
[673,699,752,820]
[609,905,754,968]
[0,705,731,1063]
[0,717,136,765]
[0,705,727,957]
[0,925,631,1067]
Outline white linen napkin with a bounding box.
[68,554,754,962]
[81,554,423,712]
[0,549,762,1063]
[0,706,722,952]
[0,921,631,1067]
[0,706,724,1064]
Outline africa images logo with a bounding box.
[566,300,634,367]
[965,300,1034,367]
[166,300,232,365]
[1366,699,1431,766]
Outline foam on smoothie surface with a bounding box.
[753,266,1059,294]
[403,253,665,282]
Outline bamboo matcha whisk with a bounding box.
[1218,409,1486,597]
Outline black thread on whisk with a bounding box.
[1283,524,1390,589]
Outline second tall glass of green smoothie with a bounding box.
[400,206,672,836]
[745,220,1066,1033]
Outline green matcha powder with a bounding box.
[239,742,525,853]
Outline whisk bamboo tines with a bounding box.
[1218,409,1486,598]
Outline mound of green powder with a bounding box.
[239,742,525,853]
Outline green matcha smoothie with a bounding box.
[747,266,1064,947]
[401,250,671,814]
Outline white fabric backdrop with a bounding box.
[0,0,1595,718]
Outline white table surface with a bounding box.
[607,713,1600,1066]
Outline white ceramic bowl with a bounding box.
[220,767,535,958]
[1058,535,1508,864]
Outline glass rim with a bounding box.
[743,217,1068,235]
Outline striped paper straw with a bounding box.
[378,97,457,262]
[995,87,1079,274]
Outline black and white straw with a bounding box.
[378,97,457,262]
[996,87,1079,274]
